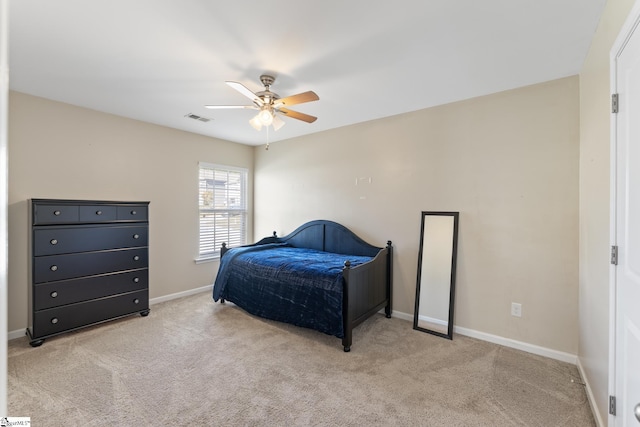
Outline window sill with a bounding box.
[194,255,220,264]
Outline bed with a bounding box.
[212,220,393,351]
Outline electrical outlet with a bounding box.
[511,302,522,317]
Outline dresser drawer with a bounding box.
[34,269,148,310]
[32,289,148,338]
[79,205,117,222]
[117,205,148,221]
[33,204,80,225]
[34,248,148,283]
[33,225,148,256]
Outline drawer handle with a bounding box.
[133,277,140,283]
[133,298,140,304]
[50,291,58,298]
[50,239,58,245]
[51,318,59,324]
[133,234,140,239]
[130,210,137,216]
[53,210,61,216]
[50,265,58,272]
[133,255,140,261]
[96,210,102,215]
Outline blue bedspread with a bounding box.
[212,243,374,338]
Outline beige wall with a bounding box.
[7,91,254,332]
[578,0,635,423]
[255,76,580,354]
[8,76,581,357]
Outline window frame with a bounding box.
[196,162,248,263]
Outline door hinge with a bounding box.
[610,395,616,415]
[611,245,619,265]
[612,93,619,113]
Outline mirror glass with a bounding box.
[413,211,459,339]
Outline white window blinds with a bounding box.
[198,163,247,258]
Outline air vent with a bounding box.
[184,113,212,123]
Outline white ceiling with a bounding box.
[9,0,606,146]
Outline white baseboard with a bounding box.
[454,325,577,364]
[391,309,577,364]
[8,329,24,341]
[149,284,212,306]
[577,357,605,427]
[7,284,214,341]
[390,310,413,322]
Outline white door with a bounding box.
[612,3,640,425]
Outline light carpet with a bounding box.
[8,291,595,426]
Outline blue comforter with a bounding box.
[212,243,373,338]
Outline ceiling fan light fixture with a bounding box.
[272,114,285,131]
[249,115,263,131]
[258,108,274,126]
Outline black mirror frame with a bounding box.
[413,211,459,340]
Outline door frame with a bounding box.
[609,1,640,425]
[0,0,8,416]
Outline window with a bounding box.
[198,163,247,260]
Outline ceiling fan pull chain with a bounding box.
[266,125,270,151]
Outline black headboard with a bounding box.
[278,220,382,257]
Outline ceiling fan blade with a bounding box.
[226,81,264,106]
[278,107,317,123]
[274,91,319,108]
[204,105,256,110]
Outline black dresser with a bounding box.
[27,199,150,346]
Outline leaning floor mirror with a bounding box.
[413,211,459,339]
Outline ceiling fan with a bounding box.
[205,74,319,131]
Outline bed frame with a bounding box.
[219,220,393,352]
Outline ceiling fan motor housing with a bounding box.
[257,75,279,105]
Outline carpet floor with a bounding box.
[8,291,595,426]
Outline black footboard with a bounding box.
[341,241,393,352]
